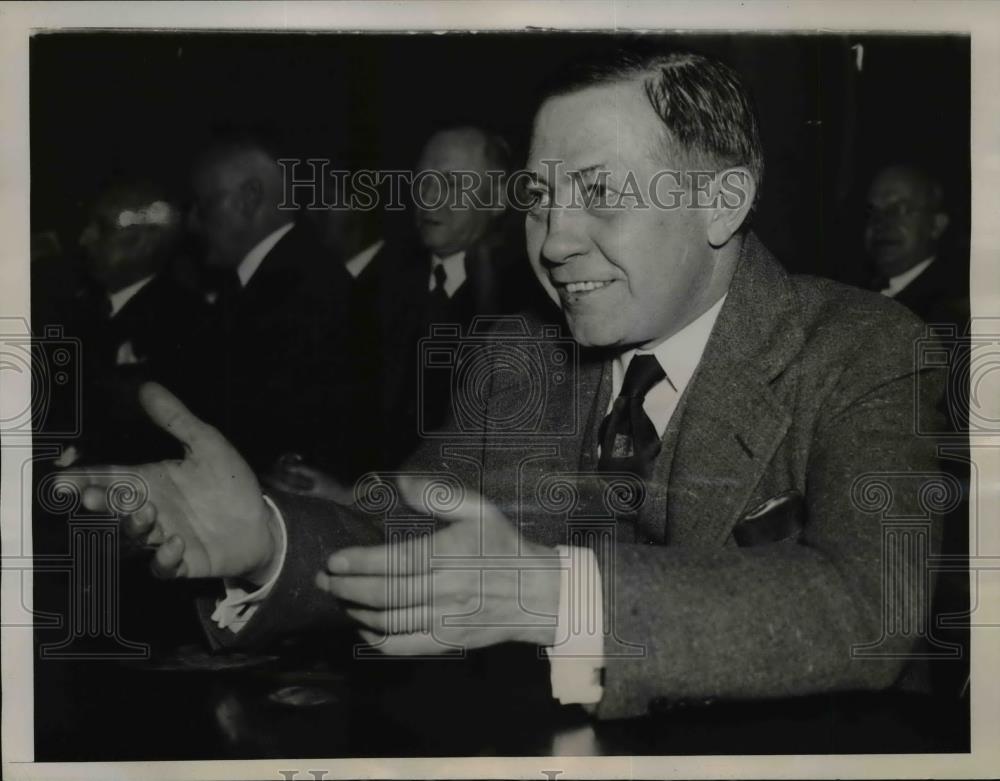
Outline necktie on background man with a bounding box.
[427,263,451,325]
[598,354,667,479]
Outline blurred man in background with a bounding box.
[64,179,211,465]
[364,125,541,466]
[864,163,968,327]
[273,125,544,489]
[48,179,212,649]
[189,138,355,476]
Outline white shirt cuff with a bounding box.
[210,495,288,633]
[544,544,605,705]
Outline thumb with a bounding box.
[138,382,213,452]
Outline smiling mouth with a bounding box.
[558,280,615,295]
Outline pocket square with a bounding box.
[733,489,805,547]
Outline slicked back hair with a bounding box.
[536,45,765,209]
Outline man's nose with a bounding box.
[538,205,587,267]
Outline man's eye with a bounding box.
[525,187,551,212]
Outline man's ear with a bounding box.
[237,178,264,219]
[931,211,950,240]
[707,167,756,248]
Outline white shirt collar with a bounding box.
[610,294,727,437]
[236,221,295,287]
[108,275,155,318]
[428,250,467,297]
[882,256,935,298]
[345,238,385,279]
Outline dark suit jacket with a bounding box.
[345,230,547,473]
[202,233,946,720]
[61,271,214,465]
[892,255,969,328]
[205,223,355,474]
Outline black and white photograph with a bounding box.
[2,2,998,779]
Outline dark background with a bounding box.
[30,31,969,285]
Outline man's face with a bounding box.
[864,168,946,278]
[414,129,498,257]
[189,164,250,269]
[78,198,158,292]
[525,81,715,350]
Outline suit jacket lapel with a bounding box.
[240,226,303,309]
[665,234,804,548]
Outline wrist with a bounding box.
[245,501,283,587]
[516,545,562,646]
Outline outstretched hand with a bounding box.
[60,382,280,584]
[314,475,562,653]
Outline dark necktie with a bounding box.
[598,354,667,479]
[432,263,448,297]
[427,263,451,324]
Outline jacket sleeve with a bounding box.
[197,489,384,650]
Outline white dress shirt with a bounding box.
[236,221,295,287]
[210,496,288,631]
[428,250,467,297]
[107,275,157,366]
[881,255,935,298]
[607,294,727,438]
[108,274,155,318]
[344,238,385,279]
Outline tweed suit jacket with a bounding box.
[201,233,947,720]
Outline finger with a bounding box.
[317,574,432,609]
[261,471,309,494]
[81,484,110,513]
[143,520,166,548]
[285,463,319,480]
[151,535,185,579]
[138,381,216,452]
[279,466,315,491]
[122,501,157,540]
[357,629,450,655]
[326,535,433,576]
[346,606,432,634]
[397,474,505,526]
[54,465,130,498]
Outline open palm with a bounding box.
[64,382,276,581]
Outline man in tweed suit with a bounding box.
[71,47,946,720]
